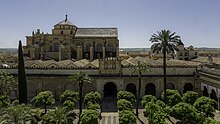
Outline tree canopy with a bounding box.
[194,96,217,117]
[0,72,17,97]
[182,91,199,105]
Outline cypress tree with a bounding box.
[18,40,27,104]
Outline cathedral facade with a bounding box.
[23,15,119,61]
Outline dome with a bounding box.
[54,15,76,27]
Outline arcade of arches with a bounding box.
[101,80,195,99]
[201,83,220,109]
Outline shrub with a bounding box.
[86,101,100,110]
[182,91,199,105]
[117,99,133,111]
[141,95,157,107]
[0,95,10,108]
[60,90,78,103]
[204,118,220,124]
[32,91,55,113]
[117,91,136,104]
[194,96,217,117]
[43,107,75,124]
[30,108,43,124]
[0,72,17,97]
[84,91,101,105]
[63,100,76,110]
[171,102,204,124]
[119,110,136,124]
[144,101,168,124]
[161,89,182,106]
[80,109,99,124]
[60,90,78,109]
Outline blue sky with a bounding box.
[0,0,220,48]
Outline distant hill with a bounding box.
[119,48,150,52]
[0,47,219,54]
[0,48,17,53]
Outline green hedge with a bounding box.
[80,109,99,124]
[117,99,133,111]
[84,91,101,105]
[117,91,136,104]
[119,110,136,124]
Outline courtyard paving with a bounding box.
[72,109,220,124]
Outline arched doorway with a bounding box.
[126,83,136,97]
[203,86,208,97]
[210,89,218,101]
[145,83,156,96]
[71,49,77,59]
[183,83,194,93]
[104,82,117,98]
[167,83,175,89]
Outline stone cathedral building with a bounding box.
[23,15,119,61]
[1,16,220,109]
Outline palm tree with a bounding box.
[130,61,150,116]
[69,71,92,124]
[43,107,75,124]
[150,30,182,104]
[1,104,31,124]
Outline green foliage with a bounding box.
[0,95,10,108]
[69,71,92,85]
[63,100,76,110]
[32,91,55,113]
[32,91,55,106]
[194,96,217,117]
[161,89,182,106]
[86,101,100,110]
[60,90,78,109]
[80,109,99,124]
[141,95,157,107]
[149,30,183,54]
[43,107,75,124]
[0,72,17,97]
[119,110,136,124]
[30,108,43,124]
[117,91,136,104]
[204,118,220,124]
[171,102,204,124]
[60,90,78,103]
[0,104,31,124]
[182,91,199,105]
[18,40,27,104]
[12,99,19,106]
[84,91,101,105]
[144,101,169,124]
[117,99,133,111]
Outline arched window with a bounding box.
[70,31,73,34]
[107,42,114,52]
[61,31,64,34]
[126,83,136,97]
[167,83,175,89]
[210,89,218,101]
[183,83,193,93]
[145,83,156,96]
[203,86,208,97]
[84,43,91,52]
[54,42,59,52]
[50,46,53,52]
[96,43,102,52]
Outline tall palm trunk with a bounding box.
[163,46,167,104]
[136,70,141,116]
[44,102,47,114]
[78,82,83,124]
